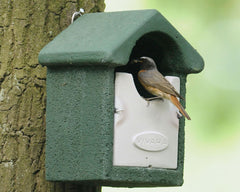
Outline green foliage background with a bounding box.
[104,0,240,191]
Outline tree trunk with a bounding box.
[0,0,105,191]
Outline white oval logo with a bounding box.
[133,131,168,152]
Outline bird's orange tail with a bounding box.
[170,95,191,120]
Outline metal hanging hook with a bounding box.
[71,8,85,23]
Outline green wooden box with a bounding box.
[39,9,204,187]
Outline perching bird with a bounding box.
[135,56,191,120]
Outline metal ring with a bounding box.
[71,8,85,23]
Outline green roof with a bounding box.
[39,9,204,73]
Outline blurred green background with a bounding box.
[104,0,240,191]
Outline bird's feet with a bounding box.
[145,96,164,101]
[144,96,164,107]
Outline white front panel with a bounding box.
[113,72,180,169]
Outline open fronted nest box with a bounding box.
[39,9,204,187]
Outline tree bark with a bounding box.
[0,0,105,191]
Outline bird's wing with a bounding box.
[138,70,183,99]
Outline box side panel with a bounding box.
[45,66,114,181]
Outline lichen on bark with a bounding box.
[0,0,105,191]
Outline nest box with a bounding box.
[38,9,204,187]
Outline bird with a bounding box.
[134,56,191,120]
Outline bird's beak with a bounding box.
[133,59,142,63]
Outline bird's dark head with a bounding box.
[134,56,157,70]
